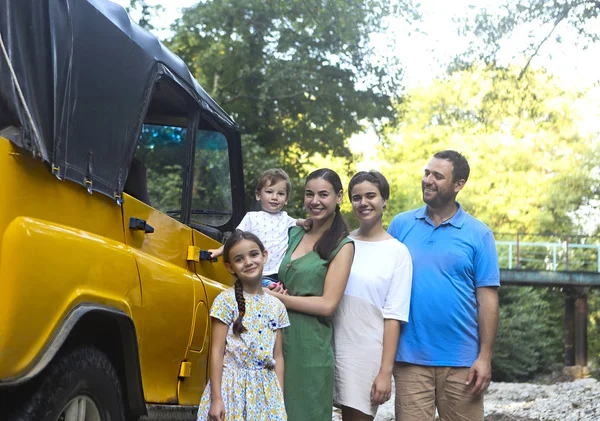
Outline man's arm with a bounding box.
[467,286,499,395]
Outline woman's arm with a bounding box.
[372,245,412,404]
[207,319,228,421]
[270,242,354,317]
[371,319,400,404]
[273,329,285,393]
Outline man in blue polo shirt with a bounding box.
[388,150,499,421]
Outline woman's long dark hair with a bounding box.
[306,168,349,260]
[223,230,266,336]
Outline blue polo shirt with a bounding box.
[388,204,500,367]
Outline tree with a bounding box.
[168,0,419,154]
[378,65,600,234]
[493,286,563,381]
[455,0,600,78]
[589,290,600,365]
[378,65,600,379]
[166,0,420,210]
[126,0,165,31]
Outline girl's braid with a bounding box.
[232,278,247,335]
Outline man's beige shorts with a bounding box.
[393,363,483,421]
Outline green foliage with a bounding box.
[379,65,600,234]
[136,125,186,214]
[167,0,419,207]
[493,286,564,381]
[240,133,307,217]
[191,131,233,226]
[126,0,165,31]
[146,164,184,212]
[379,65,600,380]
[589,290,600,367]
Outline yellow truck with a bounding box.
[0,0,245,419]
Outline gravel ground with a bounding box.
[333,378,600,421]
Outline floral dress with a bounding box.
[197,288,289,421]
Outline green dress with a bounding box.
[278,227,353,421]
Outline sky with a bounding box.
[111,0,600,161]
[112,0,600,89]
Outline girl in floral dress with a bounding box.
[197,230,289,421]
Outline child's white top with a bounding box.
[237,210,297,275]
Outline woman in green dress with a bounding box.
[267,168,355,421]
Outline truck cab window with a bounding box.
[191,130,232,227]
[134,124,187,217]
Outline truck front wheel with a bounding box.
[8,346,126,421]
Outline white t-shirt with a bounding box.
[237,211,297,275]
[344,238,412,321]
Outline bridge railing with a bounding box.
[494,233,600,273]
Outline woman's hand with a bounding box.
[208,398,225,421]
[370,371,392,405]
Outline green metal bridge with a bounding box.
[494,234,600,369]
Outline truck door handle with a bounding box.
[129,217,154,234]
[187,247,218,262]
[200,250,218,262]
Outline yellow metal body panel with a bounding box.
[0,138,141,379]
[175,273,233,404]
[121,196,196,404]
[176,230,235,405]
[0,137,237,407]
[190,230,235,289]
[190,301,209,352]
[0,217,141,377]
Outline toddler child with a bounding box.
[209,168,308,287]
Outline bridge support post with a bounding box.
[564,291,575,366]
[564,287,588,375]
[575,289,588,366]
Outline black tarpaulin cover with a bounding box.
[0,0,238,202]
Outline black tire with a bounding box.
[6,346,125,421]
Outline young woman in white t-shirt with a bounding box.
[208,168,308,286]
[332,171,413,420]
